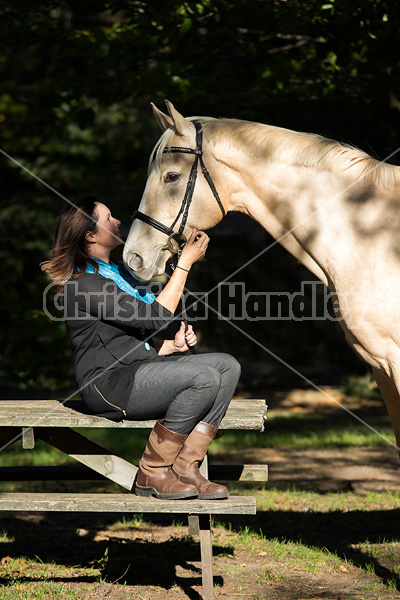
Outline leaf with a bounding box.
[336,564,350,573]
[180,17,192,33]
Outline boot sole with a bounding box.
[198,492,230,500]
[134,484,198,500]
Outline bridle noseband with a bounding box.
[134,120,226,254]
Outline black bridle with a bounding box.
[134,120,226,254]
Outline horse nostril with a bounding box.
[128,253,143,271]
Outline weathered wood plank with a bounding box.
[0,399,267,431]
[200,454,208,478]
[188,514,200,536]
[0,493,256,514]
[0,464,268,482]
[36,428,137,490]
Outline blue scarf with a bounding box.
[85,258,156,304]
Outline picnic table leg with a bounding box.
[22,427,35,449]
[188,454,209,536]
[199,513,215,600]
[187,454,214,598]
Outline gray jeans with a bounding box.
[126,352,241,435]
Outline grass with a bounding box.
[224,525,345,574]
[210,412,395,453]
[1,489,400,598]
[259,567,286,582]
[358,541,400,570]
[340,373,383,400]
[212,487,400,595]
[388,576,398,590]
[0,530,15,543]
[1,383,399,597]
[250,487,400,512]
[0,555,98,581]
[112,515,146,529]
[0,582,83,599]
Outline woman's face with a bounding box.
[88,203,122,250]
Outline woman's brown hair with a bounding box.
[40,196,100,288]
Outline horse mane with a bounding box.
[149,117,400,191]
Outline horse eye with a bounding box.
[164,172,180,183]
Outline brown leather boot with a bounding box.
[135,420,198,500]
[173,421,229,500]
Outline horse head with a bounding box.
[123,101,228,281]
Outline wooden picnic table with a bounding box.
[0,397,268,600]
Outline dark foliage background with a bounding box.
[1,0,399,394]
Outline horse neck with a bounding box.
[211,122,383,283]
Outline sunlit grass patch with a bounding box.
[249,488,400,513]
[256,566,286,582]
[352,539,400,578]
[213,489,400,593]
[0,530,15,543]
[0,582,81,599]
[210,412,395,452]
[213,522,347,576]
[256,536,345,575]
[112,514,147,529]
[0,555,99,585]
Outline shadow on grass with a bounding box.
[0,513,230,599]
[1,507,400,595]
[217,507,400,591]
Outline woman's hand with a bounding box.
[156,228,209,314]
[177,229,210,271]
[173,321,197,353]
[155,322,197,355]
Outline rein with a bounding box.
[133,120,226,254]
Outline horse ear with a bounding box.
[151,103,173,131]
[164,99,195,139]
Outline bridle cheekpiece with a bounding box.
[133,120,225,255]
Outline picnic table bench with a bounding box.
[0,397,267,600]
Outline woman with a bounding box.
[41,196,241,501]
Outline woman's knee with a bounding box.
[192,364,221,396]
[177,365,221,419]
[218,353,241,380]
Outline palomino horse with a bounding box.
[123,100,400,450]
